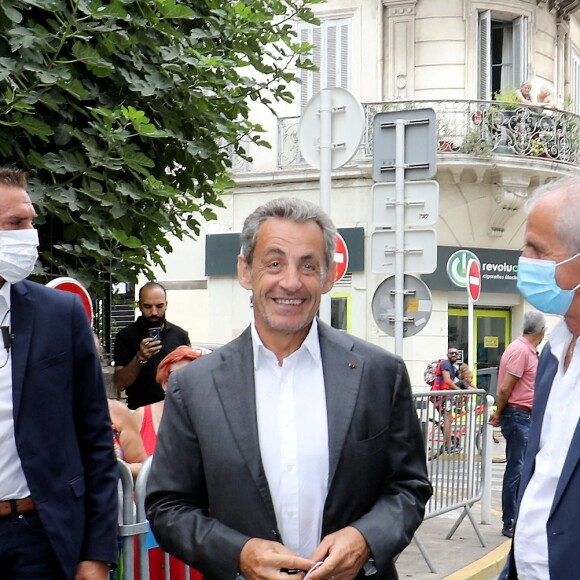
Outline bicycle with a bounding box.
[425,392,490,460]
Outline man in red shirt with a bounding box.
[489,311,546,538]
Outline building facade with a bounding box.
[144,0,580,388]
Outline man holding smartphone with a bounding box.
[114,281,190,409]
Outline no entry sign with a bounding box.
[334,233,349,283]
[468,259,481,302]
[46,277,93,323]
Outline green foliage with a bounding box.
[0,0,321,294]
[492,88,520,108]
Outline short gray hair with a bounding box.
[240,198,337,270]
[527,178,580,254]
[523,311,546,335]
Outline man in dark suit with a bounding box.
[0,168,118,579]
[146,198,431,579]
[501,178,580,578]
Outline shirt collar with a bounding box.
[251,317,321,368]
[517,335,540,356]
[0,282,11,313]
[549,318,574,363]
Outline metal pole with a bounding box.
[394,119,405,356]
[319,89,332,324]
[481,395,494,523]
[468,293,474,371]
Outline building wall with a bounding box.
[141,0,579,387]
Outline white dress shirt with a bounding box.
[0,282,31,499]
[514,319,580,579]
[252,318,329,558]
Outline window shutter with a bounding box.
[339,21,350,89]
[478,10,491,100]
[513,16,528,88]
[297,19,350,111]
[573,53,580,114]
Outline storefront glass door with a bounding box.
[448,308,510,395]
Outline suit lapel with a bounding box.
[9,282,34,419]
[212,328,277,520]
[318,321,363,487]
[551,419,580,515]
[519,345,558,494]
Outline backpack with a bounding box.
[424,359,443,387]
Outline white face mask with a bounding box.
[0,229,39,284]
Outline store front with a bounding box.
[448,308,510,398]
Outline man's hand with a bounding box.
[239,538,313,579]
[75,560,109,580]
[307,527,371,580]
[137,337,162,363]
[489,411,501,428]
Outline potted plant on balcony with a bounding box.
[437,119,455,152]
[460,128,491,156]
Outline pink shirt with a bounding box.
[497,336,539,408]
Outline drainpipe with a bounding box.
[378,0,384,100]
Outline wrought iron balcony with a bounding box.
[276,99,580,170]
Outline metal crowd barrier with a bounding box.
[412,389,491,573]
[117,457,196,580]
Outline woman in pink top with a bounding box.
[134,345,206,580]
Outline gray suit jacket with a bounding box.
[146,321,431,579]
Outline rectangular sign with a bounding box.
[372,108,437,182]
[372,181,439,228]
[371,230,437,274]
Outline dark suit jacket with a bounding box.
[146,321,432,579]
[10,280,118,579]
[501,342,580,579]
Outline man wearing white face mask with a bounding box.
[0,169,118,579]
[500,178,580,579]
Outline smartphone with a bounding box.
[148,327,161,342]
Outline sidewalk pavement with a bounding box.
[397,433,510,580]
[396,503,511,579]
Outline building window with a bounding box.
[478,11,528,100]
[297,18,351,111]
[572,52,580,114]
[330,292,350,332]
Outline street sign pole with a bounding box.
[319,90,332,323]
[467,258,482,372]
[298,88,365,326]
[468,294,474,372]
[395,120,405,356]
[372,108,437,354]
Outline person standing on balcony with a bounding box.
[515,80,533,104]
[536,84,557,109]
[500,178,580,579]
[489,311,546,539]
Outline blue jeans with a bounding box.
[0,510,66,579]
[500,406,532,529]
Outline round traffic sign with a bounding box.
[298,87,365,170]
[46,277,93,323]
[468,259,482,302]
[334,233,349,283]
[371,274,433,337]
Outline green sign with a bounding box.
[422,246,519,293]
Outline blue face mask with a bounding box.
[517,253,580,315]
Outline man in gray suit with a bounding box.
[146,198,431,579]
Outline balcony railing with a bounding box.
[277,99,580,169]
